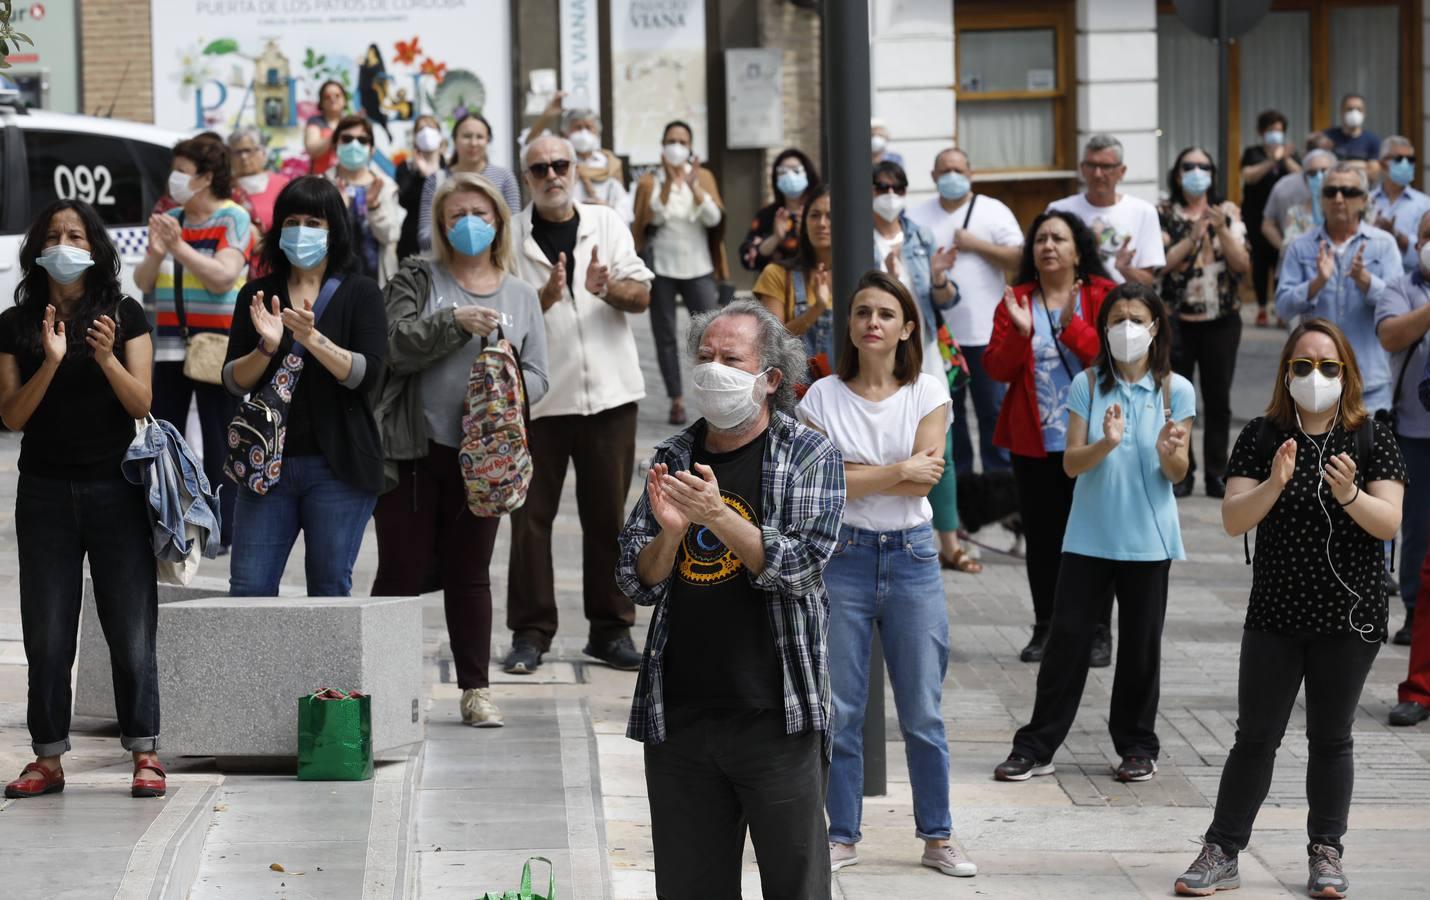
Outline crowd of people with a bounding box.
[0,90,1427,900]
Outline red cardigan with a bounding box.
[983,276,1115,458]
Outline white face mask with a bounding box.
[691,362,768,431]
[1343,109,1365,129]
[871,134,888,154]
[662,142,691,167]
[169,170,198,204]
[236,173,268,194]
[1288,370,1343,414]
[1418,242,1430,275]
[569,128,600,155]
[872,192,904,222]
[415,126,442,153]
[1107,320,1154,363]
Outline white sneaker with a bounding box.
[829,841,859,871]
[922,843,977,877]
[460,688,504,727]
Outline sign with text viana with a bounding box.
[610,0,708,167]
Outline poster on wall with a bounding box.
[610,0,707,167]
[560,0,602,115]
[149,0,512,176]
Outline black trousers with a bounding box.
[1013,553,1170,762]
[1011,451,1079,628]
[152,361,239,546]
[645,708,830,900]
[1205,630,1380,857]
[650,274,719,399]
[1172,314,1242,481]
[1249,231,1277,308]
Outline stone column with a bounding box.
[871,0,955,205]
[1076,0,1160,203]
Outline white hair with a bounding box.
[523,134,578,167]
[1303,149,1336,169]
[1381,135,1414,159]
[1329,161,1370,193]
[687,300,807,415]
[1084,133,1124,163]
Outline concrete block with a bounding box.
[1078,0,1155,33]
[1077,81,1159,134]
[871,0,952,39]
[875,88,955,141]
[873,38,954,91]
[157,596,424,757]
[1078,31,1158,83]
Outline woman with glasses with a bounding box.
[304,80,349,176]
[740,148,822,271]
[445,113,521,215]
[1174,320,1404,899]
[325,115,404,287]
[228,126,290,239]
[1159,147,1250,500]
[1276,162,1403,413]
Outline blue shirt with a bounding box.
[1370,185,1430,273]
[1276,223,1403,411]
[1375,271,1430,439]
[1325,126,1381,162]
[1063,369,1196,561]
[1030,292,1081,452]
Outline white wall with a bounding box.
[1077,0,1160,203]
[871,0,956,206]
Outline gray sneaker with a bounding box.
[921,843,977,877]
[1308,844,1349,898]
[1174,839,1240,896]
[829,841,858,872]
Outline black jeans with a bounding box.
[1013,553,1170,762]
[1172,314,1242,482]
[1205,630,1380,857]
[1011,451,1078,628]
[650,274,719,398]
[17,474,159,756]
[152,360,239,545]
[645,708,830,899]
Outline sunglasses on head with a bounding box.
[337,133,372,146]
[1180,162,1213,172]
[1289,358,1343,379]
[1321,185,1365,199]
[528,159,572,178]
[873,183,906,196]
[1388,154,1417,165]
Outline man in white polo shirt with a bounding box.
[907,147,1023,475]
[1049,133,1165,285]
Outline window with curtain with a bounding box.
[1157,14,1218,193]
[1329,6,1400,140]
[1238,11,1312,154]
[956,26,1062,170]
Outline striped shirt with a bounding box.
[152,202,253,362]
[617,410,846,753]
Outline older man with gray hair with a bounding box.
[616,299,845,898]
[1371,135,1430,272]
[501,134,654,676]
[526,94,632,222]
[1048,133,1166,284]
[1262,147,1338,261]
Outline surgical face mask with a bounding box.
[415,126,442,153]
[168,170,198,204]
[279,225,330,270]
[337,138,372,170]
[776,169,808,197]
[1263,130,1286,147]
[1107,320,1154,363]
[237,173,268,194]
[1389,157,1416,187]
[1419,242,1430,274]
[1343,108,1365,130]
[447,214,496,257]
[871,134,888,155]
[936,171,971,201]
[1288,370,1343,414]
[1180,169,1212,197]
[691,362,768,430]
[1308,170,1327,225]
[872,192,905,222]
[35,244,95,284]
[662,142,691,167]
[568,128,600,155]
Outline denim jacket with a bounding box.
[873,214,956,337]
[122,417,222,562]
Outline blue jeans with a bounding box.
[1397,434,1430,612]
[950,344,1010,476]
[229,455,377,597]
[824,523,951,843]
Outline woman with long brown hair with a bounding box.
[1174,319,1405,899]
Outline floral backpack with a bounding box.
[459,330,532,517]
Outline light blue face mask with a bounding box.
[936,171,971,201]
[776,169,808,197]
[1263,130,1286,147]
[447,215,496,257]
[1307,170,1326,226]
[1389,158,1416,187]
[35,244,95,285]
[337,138,372,170]
[1180,169,1212,197]
[279,225,330,270]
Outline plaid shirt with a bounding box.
[617,410,845,751]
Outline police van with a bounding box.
[1,87,187,309]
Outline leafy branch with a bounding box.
[0,0,36,71]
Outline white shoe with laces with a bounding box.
[460,688,504,727]
[829,841,859,871]
[922,843,978,877]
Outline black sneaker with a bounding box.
[993,753,1054,782]
[501,641,543,675]
[1020,627,1049,663]
[1393,609,1413,646]
[1389,700,1430,726]
[1090,625,1112,669]
[1204,475,1226,499]
[584,635,642,671]
[1114,755,1158,782]
[1173,475,1194,498]
[1308,843,1349,898]
[1174,839,1240,896]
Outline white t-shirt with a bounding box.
[797,373,951,531]
[906,194,1023,345]
[1047,193,1166,284]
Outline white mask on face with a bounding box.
[1107,320,1154,363]
[872,192,904,222]
[569,128,600,154]
[871,134,888,155]
[236,173,268,195]
[691,362,769,430]
[168,170,197,204]
[1418,242,1430,275]
[1343,108,1365,130]
[1288,370,1343,414]
[415,126,442,153]
[662,142,691,167]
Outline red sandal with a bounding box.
[4,761,65,799]
[131,757,167,799]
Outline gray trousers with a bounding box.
[650,273,719,398]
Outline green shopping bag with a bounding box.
[480,856,555,900]
[296,688,374,781]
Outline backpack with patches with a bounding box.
[459,329,532,517]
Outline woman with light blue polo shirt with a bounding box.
[994,282,1194,786]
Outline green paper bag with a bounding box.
[480,856,555,900]
[297,688,373,781]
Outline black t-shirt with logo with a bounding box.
[1228,417,1406,640]
[663,425,784,710]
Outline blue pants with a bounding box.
[229,455,377,597]
[950,344,1010,476]
[824,523,951,844]
[1397,434,1430,612]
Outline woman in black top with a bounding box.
[223,176,389,597]
[1239,109,1301,326]
[0,200,166,801]
[739,148,821,271]
[1174,319,1405,899]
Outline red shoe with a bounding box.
[4,761,65,799]
[1255,308,1269,327]
[131,757,167,799]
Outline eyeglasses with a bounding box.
[873,183,906,196]
[1321,185,1366,199]
[1180,162,1213,172]
[337,134,372,146]
[1289,358,1343,379]
[1081,161,1122,172]
[528,159,572,178]
[1388,154,1417,165]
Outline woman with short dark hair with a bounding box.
[1240,109,1301,327]
[740,148,822,271]
[325,114,404,286]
